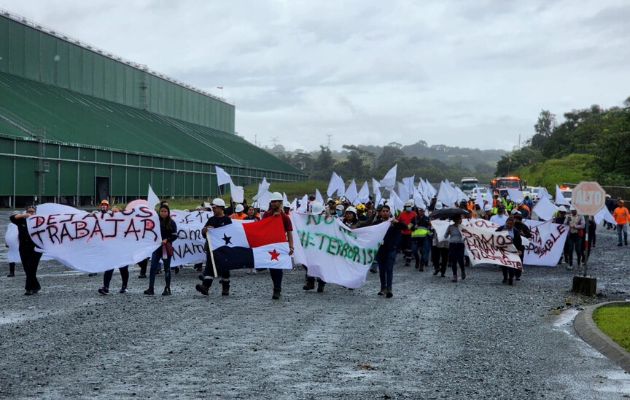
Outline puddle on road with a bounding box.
[593,370,630,395]
[552,308,580,333]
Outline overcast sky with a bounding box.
[2,0,629,152]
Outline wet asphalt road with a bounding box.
[1,211,629,399]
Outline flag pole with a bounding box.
[206,234,218,278]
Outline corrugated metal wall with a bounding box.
[0,15,235,134]
[0,135,301,205]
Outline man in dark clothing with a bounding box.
[196,198,233,296]
[410,207,432,270]
[496,217,524,286]
[9,206,42,295]
[373,205,407,298]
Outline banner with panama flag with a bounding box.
[207,215,292,270]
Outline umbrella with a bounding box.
[430,207,470,220]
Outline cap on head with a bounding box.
[283,200,291,208]
[100,199,109,206]
[235,204,244,213]
[211,198,226,207]
[346,206,357,215]
[269,192,283,202]
[336,204,345,211]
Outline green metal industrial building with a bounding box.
[0,12,304,207]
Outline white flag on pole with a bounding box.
[215,166,233,186]
[356,181,370,204]
[315,189,324,204]
[380,165,397,190]
[532,195,559,221]
[555,185,571,206]
[345,180,358,203]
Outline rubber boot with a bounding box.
[221,280,230,296]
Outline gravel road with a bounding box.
[1,211,629,399]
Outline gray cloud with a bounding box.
[2,0,629,151]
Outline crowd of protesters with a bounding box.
[5,187,630,299]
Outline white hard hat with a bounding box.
[404,200,414,207]
[336,204,345,211]
[570,205,576,211]
[346,206,357,215]
[269,192,283,202]
[283,201,291,208]
[434,202,443,210]
[211,198,226,207]
[235,204,244,213]
[309,201,325,215]
[511,209,521,215]
[558,206,568,212]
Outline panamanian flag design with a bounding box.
[208,216,292,270]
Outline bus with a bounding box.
[490,176,522,196]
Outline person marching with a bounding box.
[97,200,129,294]
[262,192,295,300]
[196,198,233,296]
[496,216,524,286]
[563,207,585,270]
[302,201,327,293]
[612,199,630,246]
[231,204,247,220]
[144,205,178,296]
[410,207,431,271]
[373,205,407,298]
[9,205,42,295]
[398,201,416,266]
[444,215,466,282]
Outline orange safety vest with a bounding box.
[613,207,630,225]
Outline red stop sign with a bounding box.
[572,181,606,215]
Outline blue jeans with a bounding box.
[412,237,432,266]
[377,249,397,291]
[617,224,628,245]
[149,248,171,290]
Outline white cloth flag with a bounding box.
[523,220,569,267]
[148,185,160,209]
[388,191,404,212]
[292,213,390,288]
[594,206,616,225]
[26,200,161,272]
[538,187,552,200]
[315,189,324,204]
[460,219,522,270]
[298,194,309,213]
[475,190,484,209]
[437,181,457,207]
[215,166,233,186]
[253,178,270,201]
[507,189,524,204]
[424,179,437,198]
[257,191,271,211]
[380,165,397,190]
[168,210,213,267]
[372,178,381,195]
[375,188,383,205]
[327,172,345,197]
[431,219,453,241]
[532,195,559,221]
[555,185,571,206]
[397,182,410,201]
[356,181,370,204]
[413,189,427,210]
[345,180,358,203]
[402,176,415,196]
[230,182,244,203]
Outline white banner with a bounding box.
[169,210,213,267]
[291,213,390,288]
[26,200,161,273]
[4,223,53,263]
[460,219,523,270]
[523,220,569,266]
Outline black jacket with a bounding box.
[9,214,36,252]
[496,225,524,252]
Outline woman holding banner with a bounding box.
[144,205,178,296]
[9,206,42,295]
[445,215,466,282]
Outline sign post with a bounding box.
[571,181,606,296]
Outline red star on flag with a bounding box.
[269,249,280,261]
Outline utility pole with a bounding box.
[327,134,332,148]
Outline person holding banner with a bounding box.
[410,207,431,271]
[196,198,233,296]
[563,207,585,270]
[496,217,524,286]
[9,206,41,295]
[144,205,178,296]
[262,192,295,300]
[444,215,466,282]
[95,201,130,295]
[374,205,407,298]
[302,201,327,293]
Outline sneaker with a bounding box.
[162,287,171,296]
[98,287,109,295]
[195,284,209,296]
[119,287,127,294]
[377,290,385,296]
[24,290,33,296]
[272,289,281,300]
[385,291,393,299]
[303,280,315,291]
[143,288,154,296]
[6,273,15,277]
[138,274,147,279]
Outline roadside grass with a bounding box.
[592,304,630,352]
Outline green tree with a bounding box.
[312,146,334,180]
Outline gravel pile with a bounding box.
[1,211,628,399]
